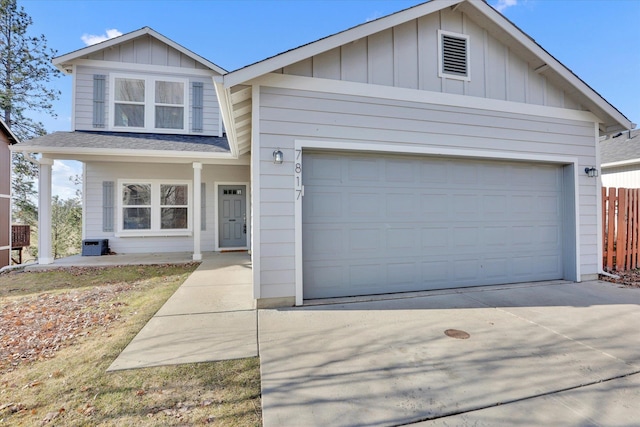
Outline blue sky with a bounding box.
[18,0,640,197]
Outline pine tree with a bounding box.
[0,0,61,226]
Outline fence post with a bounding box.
[606,188,616,271]
[616,188,627,271]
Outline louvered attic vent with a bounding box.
[438,30,470,81]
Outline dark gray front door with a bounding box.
[218,185,247,248]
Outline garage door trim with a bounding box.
[293,139,580,306]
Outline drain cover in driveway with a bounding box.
[445,329,470,339]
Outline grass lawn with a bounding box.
[0,264,262,426]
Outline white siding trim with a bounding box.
[71,59,218,77]
[595,123,603,275]
[10,145,236,160]
[213,78,239,158]
[293,138,582,305]
[82,162,87,239]
[72,64,77,130]
[0,245,10,251]
[213,181,251,252]
[250,72,600,124]
[193,162,202,261]
[602,158,640,169]
[251,84,261,300]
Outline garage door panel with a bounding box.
[302,152,564,299]
[349,193,380,216]
[350,228,381,252]
[349,158,379,181]
[349,264,383,288]
[420,162,448,183]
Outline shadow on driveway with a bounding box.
[258,281,640,426]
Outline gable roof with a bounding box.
[0,118,19,145]
[219,0,633,135]
[601,129,640,166]
[54,27,227,75]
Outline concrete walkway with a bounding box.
[107,252,257,371]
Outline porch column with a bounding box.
[192,162,202,261]
[38,158,54,264]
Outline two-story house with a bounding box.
[12,0,634,307]
[13,27,249,264]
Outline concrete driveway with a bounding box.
[258,280,640,426]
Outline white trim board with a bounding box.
[250,73,600,124]
[213,181,251,252]
[74,59,218,77]
[293,139,582,306]
[251,85,261,300]
[602,159,640,169]
[10,145,238,160]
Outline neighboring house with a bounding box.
[600,129,640,188]
[0,119,18,268]
[12,0,634,307]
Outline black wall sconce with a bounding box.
[273,149,284,164]
[584,167,598,178]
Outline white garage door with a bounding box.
[302,151,564,299]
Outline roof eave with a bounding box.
[9,144,234,159]
[54,27,227,75]
[222,0,462,88]
[0,117,20,144]
[458,0,634,132]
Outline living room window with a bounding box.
[119,180,191,235]
[111,74,187,132]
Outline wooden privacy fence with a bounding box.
[602,187,640,272]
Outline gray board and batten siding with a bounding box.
[276,10,583,111]
[257,86,596,301]
[72,34,221,135]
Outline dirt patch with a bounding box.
[599,270,640,288]
[0,283,132,374]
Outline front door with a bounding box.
[218,185,247,248]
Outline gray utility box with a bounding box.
[82,239,109,256]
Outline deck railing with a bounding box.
[11,224,30,264]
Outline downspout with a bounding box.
[599,270,620,280]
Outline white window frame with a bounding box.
[109,73,189,133]
[116,179,192,237]
[437,29,471,82]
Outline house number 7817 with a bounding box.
[295,149,303,200]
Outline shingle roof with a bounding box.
[601,129,640,165]
[14,131,230,153]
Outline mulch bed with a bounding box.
[0,283,132,374]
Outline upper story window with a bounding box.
[111,74,188,132]
[438,30,470,81]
